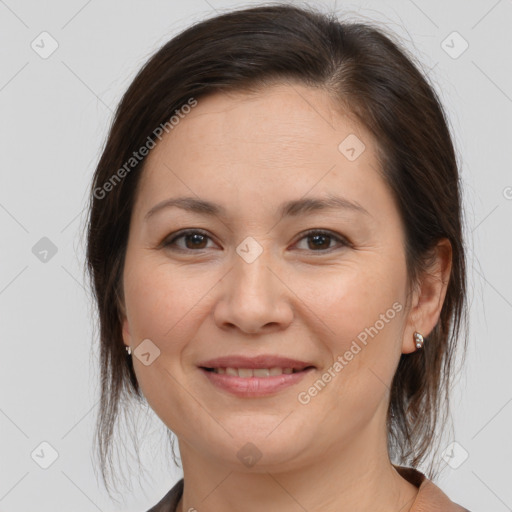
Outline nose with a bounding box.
[213,247,294,335]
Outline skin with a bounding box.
[120,83,452,512]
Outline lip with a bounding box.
[198,355,315,397]
[198,355,314,370]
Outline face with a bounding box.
[121,83,417,471]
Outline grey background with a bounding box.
[1,0,511,510]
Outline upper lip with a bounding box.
[198,355,315,370]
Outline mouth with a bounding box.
[202,366,311,377]
[198,355,315,397]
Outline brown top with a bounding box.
[146,465,471,511]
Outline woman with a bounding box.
[86,4,470,511]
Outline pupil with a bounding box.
[187,234,206,249]
[310,234,329,249]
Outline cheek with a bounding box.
[124,257,211,344]
[297,271,405,434]
[123,259,213,430]
[301,257,406,408]
[309,259,406,348]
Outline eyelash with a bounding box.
[162,228,351,254]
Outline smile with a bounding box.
[200,367,314,396]
[205,367,305,377]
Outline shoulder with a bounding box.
[145,479,184,512]
[394,465,472,512]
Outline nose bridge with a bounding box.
[232,238,276,304]
[214,237,292,333]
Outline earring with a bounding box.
[413,332,424,350]
[125,345,132,355]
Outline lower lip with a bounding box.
[200,368,314,397]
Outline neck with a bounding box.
[175,414,419,512]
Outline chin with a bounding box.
[197,415,317,471]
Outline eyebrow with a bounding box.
[144,194,370,222]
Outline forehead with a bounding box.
[135,83,386,218]
[148,84,366,165]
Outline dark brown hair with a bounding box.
[84,2,467,494]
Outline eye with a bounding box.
[162,228,350,253]
[163,229,217,251]
[294,229,350,252]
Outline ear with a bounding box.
[118,297,132,350]
[122,315,132,349]
[402,238,452,354]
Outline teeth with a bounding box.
[212,367,299,377]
